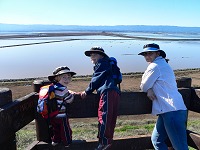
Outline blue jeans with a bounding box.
[151,110,188,150]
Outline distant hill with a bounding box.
[0,23,200,34]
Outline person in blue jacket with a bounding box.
[139,43,188,150]
[80,46,120,150]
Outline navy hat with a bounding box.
[138,43,166,58]
[85,46,108,57]
[48,66,76,82]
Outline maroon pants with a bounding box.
[97,90,120,145]
[50,115,72,145]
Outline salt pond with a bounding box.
[0,32,200,79]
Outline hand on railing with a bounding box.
[80,91,87,99]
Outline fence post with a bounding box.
[0,88,16,150]
[176,77,192,88]
[33,79,52,143]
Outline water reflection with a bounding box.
[0,33,200,79]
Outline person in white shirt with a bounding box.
[139,43,188,150]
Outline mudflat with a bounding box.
[2,69,200,100]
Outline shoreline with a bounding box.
[1,31,200,49]
[0,68,200,83]
[1,31,200,40]
[1,68,199,100]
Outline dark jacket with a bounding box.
[85,57,120,95]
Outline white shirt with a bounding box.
[140,56,187,115]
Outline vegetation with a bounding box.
[16,116,200,150]
[4,68,200,149]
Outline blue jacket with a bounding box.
[85,57,120,95]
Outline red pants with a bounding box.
[50,116,72,145]
[97,90,120,145]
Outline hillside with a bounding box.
[1,24,200,33]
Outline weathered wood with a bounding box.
[0,92,37,144]
[30,131,200,150]
[35,88,192,144]
[32,136,153,150]
[187,130,200,149]
[65,92,152,118]
[35,112,52,143]
[25,140,40,150]
[61,88,191,118]
[178,88,191,110]
[31,130,200,150]
[0,134,16,150]
[0,77,199,149]
[0,88,16,149]
[32,78,192,117]
[190,88,200,113]
[176,77,192,88]
[32,78,51,93]
[0,88,12,107]
[118,92,152,115]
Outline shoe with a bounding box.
[95,144,112,150]
[64,144,70,147]
[51,141,59,146]
[63,141,72,147]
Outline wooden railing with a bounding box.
[0,77,200,150]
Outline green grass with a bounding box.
[16,118,200,150]
[187,119,200,133]
[16,128,37,150]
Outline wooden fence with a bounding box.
[0,77,200,150]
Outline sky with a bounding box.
[0,0,200,27]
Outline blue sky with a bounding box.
[0,0,200,27]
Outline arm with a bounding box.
[140,64,160,92]
[85,61,109,95]
[64,91,74,103]
[147,88,157,101]
[80,61,109,99]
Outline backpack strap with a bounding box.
[109,57,121,91]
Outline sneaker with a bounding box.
[51,141,59,146]
[95,144,112,150]
[64,144,70,147]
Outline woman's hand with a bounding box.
[147,88,156,101]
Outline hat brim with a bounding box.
[48,71,76,82]
[85,50,108,57]
[138,49,166,58]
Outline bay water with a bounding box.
[0,32,200,79]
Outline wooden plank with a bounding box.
[66,89,191,118]
[66,92,153,118]
[32,131,200,150]
[0,134,16,150]
[0,92,37,144]
[32,136,153,150]
[187,130,200,149]
[0,88,12,107]
[0,88,197,147]
[190,89,200,113]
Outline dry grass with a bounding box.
[2,68,200,100]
